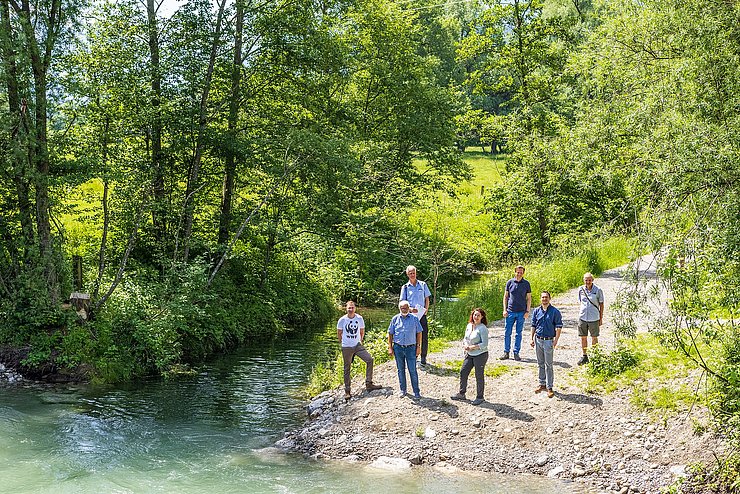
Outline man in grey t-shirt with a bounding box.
[577,272,604,365]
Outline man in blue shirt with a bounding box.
[501,265,532,361]
[388,300,423,399]
[400,265,432,367]
[529,291,563,398]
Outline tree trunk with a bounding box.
[182,0,226,262]
[218,0,243,246]
[146,0,166,249]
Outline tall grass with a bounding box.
[434,235,636,339]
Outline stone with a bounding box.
[536,455,549,467]
[369,456,412,471]
[547,465,564,477]
[571,466,587,477]
[424,428,436,439]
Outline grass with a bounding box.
[580,333,701,417]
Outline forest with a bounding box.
[1,0,740,484]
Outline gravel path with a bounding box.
[279,257,722,494]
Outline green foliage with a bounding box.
[586,344,639,378]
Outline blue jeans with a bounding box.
[535,337,555,389]
[504,311,526,354]
[393,343,420,396]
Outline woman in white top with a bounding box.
[450,307,489,405]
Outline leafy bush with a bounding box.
[587,344,639,378]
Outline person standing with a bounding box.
[530,291,563,398]
[400,265,431,366]
[577,272,604,365]
[501,265,532,361]
[337,301,382,400]
[388,300,423,399]
[450,308,489,405]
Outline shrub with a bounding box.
[587,344,639,378]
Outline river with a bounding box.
[0,319,586,493]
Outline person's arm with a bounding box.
[598,288,605,325]
[503,290,509,317]
[424,282,431,311]
[553,309,563,347]
[337,328,343,344]
[554,326,562,348]
[360,326,365,342]
[477,325,488,353]
[416,331,422,356]
[525,292,532,315]
[388,333,394,355]
[530,325,536,348]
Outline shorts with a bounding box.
[578,319,600,337]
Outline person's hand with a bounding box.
[530,339,535,348]
[599,319,603,326]
[524,311,529,318]
[503,310,508,318]
[411,308,418,313]
[553,339,559,349]
[388,346,394,356]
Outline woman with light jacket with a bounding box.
[451,307,489,405]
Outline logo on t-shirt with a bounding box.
[345,319,360,336]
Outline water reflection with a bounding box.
[0,323,583,493]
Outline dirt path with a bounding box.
[279,258,721,494]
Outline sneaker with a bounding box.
[499,352,510,360]
[547,388,555,398]
[344,392,351,401]
[513,353,521,361]
[450,392,466,401]
[471,398,484,405]
[395,390,407,398]
[534,385,546,394]
[366,382,382,391]
[577,354,589,365]
[412,394,421,400]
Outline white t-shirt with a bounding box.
[337,314,365,347]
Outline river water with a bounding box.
[0,323,584,494]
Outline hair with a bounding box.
[399,300,410,309]
[405,265,417,274]
[346,300,356,307]
[469,307,488,325]
[541,291,551,298]
[583,272,594,280]
[515,265,525,272]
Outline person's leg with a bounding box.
[355,344,374,386]
[393,344,407,394]
[459,354,474,395]
[473,352,489,399]
[535,339,546,387]
[406,346,420,396]
[420,315,429,364]
[544,340,555,390]
[578,320,589,365]
[580,336,588,353]
[341,346,355,393]
[503,313,515,355]
[513,312,525,355]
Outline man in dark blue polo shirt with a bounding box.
[529,291,563,398]
[501,265,532,361]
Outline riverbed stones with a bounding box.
[368,456,411,471]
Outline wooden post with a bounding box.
[73,255,83,291]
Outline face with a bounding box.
[540,293,550,306]
[346,302,356,315]
[406,269,417,282]
[399,303,410,315]
[472,310,482,321]
[583,275,594,287]
[515,267,524,279]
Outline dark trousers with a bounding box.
[459,351,489,399]
[420,314,429,363]
[341,343,374,392]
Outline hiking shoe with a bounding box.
[534,385,547,394]
[471,398,484,405]
[513,353,521,361]
[412,394,421,400]
[577,354,589,365]
[450,392,466,401]
[395,390,407,398]
[366,382,382,391]
[499,352,510,360]
[344,392,352,401]
[547,388,555,398]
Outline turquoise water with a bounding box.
[0,327,582,493]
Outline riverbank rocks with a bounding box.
[282,258,725,493]
[0,363,22,383]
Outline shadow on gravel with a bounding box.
[477,402,535,422]
[412,396,460,418]
[556,392,603,407]
[422,364,458,377]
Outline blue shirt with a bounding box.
[388,313,423,346]
[505,278,531,312]
[400,280,431,310]
[578,284,604,322]
[531,305,563,338]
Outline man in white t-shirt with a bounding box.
[577,272,605,365]
[337,301,382,400]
